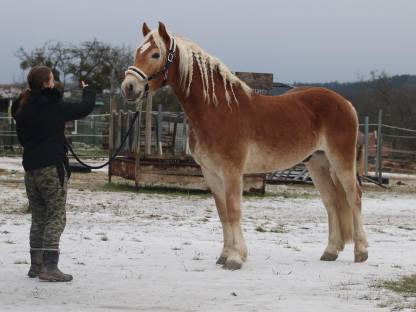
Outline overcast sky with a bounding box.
[1,0,415,84]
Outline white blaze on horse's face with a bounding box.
[121,36,164,102]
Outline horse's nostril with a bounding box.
[128,83,133,92]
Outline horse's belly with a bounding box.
[243,143,312,174]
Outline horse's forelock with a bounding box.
[135,32,167,60]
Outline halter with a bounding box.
[125,35,177,96]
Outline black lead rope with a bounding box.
[65,111,139,170]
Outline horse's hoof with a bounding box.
[354,251,368,263]
[216,255,227,265]
[223,260,242,270]
[320,252,338,261]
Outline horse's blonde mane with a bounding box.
[146,31,252,106]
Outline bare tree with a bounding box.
[15,41,72,86]
[16,40,134,92]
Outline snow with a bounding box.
[1,158,416,311]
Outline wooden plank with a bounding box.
[183,116,190,155]
[112,156,265,194]
[126,111,132,152]
[136,171,264,194]
[172,121,177,155]
[117,110,123,150]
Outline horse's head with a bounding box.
[121,22,176,102]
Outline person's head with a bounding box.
[27,65,54,91]
[15,66,55,116]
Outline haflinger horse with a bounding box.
[121,22,368,270]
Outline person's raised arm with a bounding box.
[61,81,96,122]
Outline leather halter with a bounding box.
[125,35,177,95]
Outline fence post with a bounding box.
[376,110,383,184]
[364,116,369,176]
[157,104,163,155]
[7,99,15,149]
[183,115,189,155]
[134,103,142,190]
[92,116,96,147]
[108,85,118,182]
[144,95,152,156]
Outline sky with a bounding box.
[1,0,415,84]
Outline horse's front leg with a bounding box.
[201,168,233,265]
[222,172,247,270]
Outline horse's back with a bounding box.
[260,86,359,132]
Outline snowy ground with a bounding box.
[1,157,416,311]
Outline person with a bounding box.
[12,65,96,282]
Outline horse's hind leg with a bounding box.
[326,152,368,263]
[306,152,345,261]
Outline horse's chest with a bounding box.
[188,131,207,164]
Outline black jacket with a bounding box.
[12,86,96,172]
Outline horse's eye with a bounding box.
[151,52,160,59]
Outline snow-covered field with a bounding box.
[1,157,416,311]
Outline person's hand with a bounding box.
[81,81,89,89]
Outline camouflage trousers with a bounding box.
[24,165,68,251]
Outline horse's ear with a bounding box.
[142,22,151,37]
[158,21,170,43]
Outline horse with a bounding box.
[121,22,368,270]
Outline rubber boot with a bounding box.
[39,250,73,282]
[28,249,42,278]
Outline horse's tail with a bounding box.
[356,142,365,179]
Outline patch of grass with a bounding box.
[256,224,288,233]
[101,182,210,197]
[101,182,137,193]
[255,225,267,232]
[244,190,318,199]
[398,225,415,231]
[378,275,416,295]
[99,181,321,199]
[14,259,28,264]
[270,225,288,233]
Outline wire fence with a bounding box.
[1,109,416,177]
[359,111,416,179]
[0,113,110,157]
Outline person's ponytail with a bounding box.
[12,88,30,118]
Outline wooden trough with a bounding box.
[108,96,265,194]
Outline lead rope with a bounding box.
[65,111,139,170]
